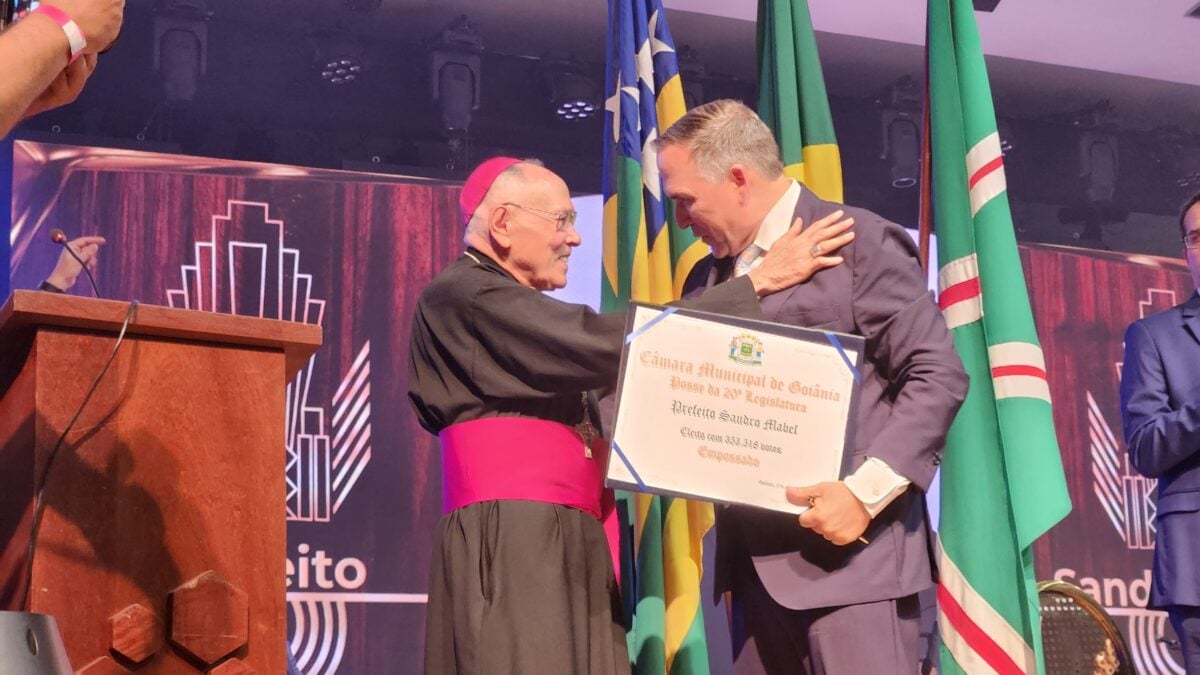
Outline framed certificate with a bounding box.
[606,303,864,514]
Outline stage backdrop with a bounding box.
[9,142,1195,674]
[1025,244,1193,674]
[9,141,463,674]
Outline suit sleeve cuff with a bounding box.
[844,458,911,518]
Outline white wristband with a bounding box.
[31,5,87,65]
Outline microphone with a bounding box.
[49,228,102,298]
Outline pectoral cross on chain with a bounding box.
[574,392,599,459]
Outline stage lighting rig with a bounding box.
[153,0,212,104]
[538,57,599,122]
[1057,101,1128,242]
[309,29,366,86]
[430,15,483,138]
[877,76,922,189]
[1070,101,1121,204]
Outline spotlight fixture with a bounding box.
[321,57,363,85]
[538,57,599,122]
[153,0,211,103]
[552,74,598,121]
[877,76,921,189]
[1080,131,1118,203]
[1068,100,1120,203]
[1057,100,1128,238]
[430,15,483,137]
[307,28,366,85]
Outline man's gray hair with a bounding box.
[655,99,784,183]
[464,158,546,241]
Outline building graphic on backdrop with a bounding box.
[166,200,374,674]
[1090,390,1157,552]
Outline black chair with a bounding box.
[1038,580,1134,674]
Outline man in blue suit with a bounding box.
[1121,190,1200,673]
[656,99,968,674]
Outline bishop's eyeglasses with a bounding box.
[504,203,578,233]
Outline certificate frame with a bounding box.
[605,302,865,514]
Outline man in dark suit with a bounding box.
[655,99,968,674]
[1121,191,1200,673]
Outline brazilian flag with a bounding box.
[757,0,843,203]
[602,0,713,672]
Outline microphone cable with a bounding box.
[18,299,139,610]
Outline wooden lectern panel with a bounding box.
[0,290,319,379]
[0,292,321,673]
[0,333,37,609]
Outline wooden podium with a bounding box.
[0,291,321,674]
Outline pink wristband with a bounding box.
[31,5,87,65]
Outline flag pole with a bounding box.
[917,22,934,274]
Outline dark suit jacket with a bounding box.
[1120,291,1200,609]
[683,185,968,610]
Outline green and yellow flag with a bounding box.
[756,0,843,203]
[602,0,712,672]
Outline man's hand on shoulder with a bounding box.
[747,210,855,297]
[786,481,870,546]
